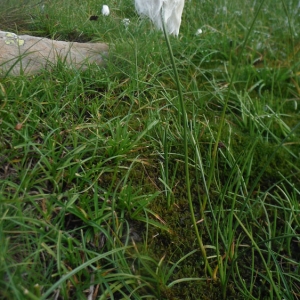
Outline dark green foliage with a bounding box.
[1,0,300,299]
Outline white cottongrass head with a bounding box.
[101,5,110,16]
[195,28,203,35]
[122,18,131,29]
[134,0,185,36]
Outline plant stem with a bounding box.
[202,0,266,213]
[161,19,212,276]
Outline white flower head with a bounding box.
[134,0,185,36]
[102,5,110,16]
[195,28,203,35]
[122,18,130,28]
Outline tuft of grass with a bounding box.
[1,0,300,299]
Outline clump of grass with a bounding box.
[1,0,300,299]
[0,0,36,32]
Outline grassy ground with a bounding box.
[1,0,300,299]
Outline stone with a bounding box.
[0,31,109,76]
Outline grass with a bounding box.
[1,0,300,299]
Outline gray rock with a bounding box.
[0,31,109,76]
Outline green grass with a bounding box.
[1,0,300,299]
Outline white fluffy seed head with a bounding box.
[196,28,203,35]
[134,0,185,36]
[122,18,131,28]
[101,5,110,16]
